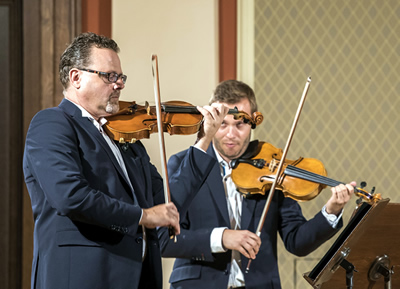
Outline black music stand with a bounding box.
[303,198,393,288]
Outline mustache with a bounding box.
[109,92,120,100]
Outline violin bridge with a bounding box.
[269,158,278,172]
[145,101,150,115]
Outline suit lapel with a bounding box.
[58,99,134,192]
[119,143,149,207]
[206,144,258,230]
[205,146,230,226]
[241,197,257,230]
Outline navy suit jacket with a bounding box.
[23,99,214,289]
[159,145,342,289]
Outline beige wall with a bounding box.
[112,0,218,163]
[253,1,400,289]
[112,1,218,288]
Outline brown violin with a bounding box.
[104,100,264,143]
[231,140,381,203]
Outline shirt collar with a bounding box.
[213,144,231,172]
[65,98,107,131]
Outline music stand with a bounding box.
[303,198,392,288]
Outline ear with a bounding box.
[69,68,82,88]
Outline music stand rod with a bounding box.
[340,259,357,289]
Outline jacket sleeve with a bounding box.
[278,194,343,256]
[158,226,216,261]
[158,147,217,262]
[167,147,215,219]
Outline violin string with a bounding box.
[285,166,340,187]
[162,105,198,113]
[163,105,243,117]
[285,165,373,199]
[284,165,342,187]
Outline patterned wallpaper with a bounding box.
[253,0,400,288]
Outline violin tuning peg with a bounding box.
[360,181,367,189]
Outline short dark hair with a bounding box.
[59,32,120,89]
[209,80,258,113]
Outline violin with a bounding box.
[104,100,264,143]
[231,140,381,203]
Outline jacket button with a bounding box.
[135,237,143,243]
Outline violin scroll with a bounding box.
[231,110,263,129]
[251,111,264,128]
[354,184,381,203]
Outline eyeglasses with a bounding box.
[78,68,127,84]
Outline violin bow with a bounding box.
[151,54,176,241]
[245,77,311,272]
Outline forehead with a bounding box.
[217,98,252,116]
[89,47,122,71]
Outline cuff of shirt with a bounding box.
[321,205,343,228]
[139,209,143,223]
[210,227,228,253]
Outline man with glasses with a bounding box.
[23,32,228,289]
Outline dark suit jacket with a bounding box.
[159,145,342,289]
[23,99,214,289]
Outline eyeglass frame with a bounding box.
[78,68,127,84]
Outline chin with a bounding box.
[106,102,119,114]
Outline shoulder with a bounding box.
[30,99,78,125]
[26,105,78,143]
[171,148,190,160]
[168,148,191,171]
[28,106,68,129]
[168,147,211,165]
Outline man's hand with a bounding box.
[222,229,261,259]
[140,202,180,235]
[195,103,229,151]
[325,181,356,216]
